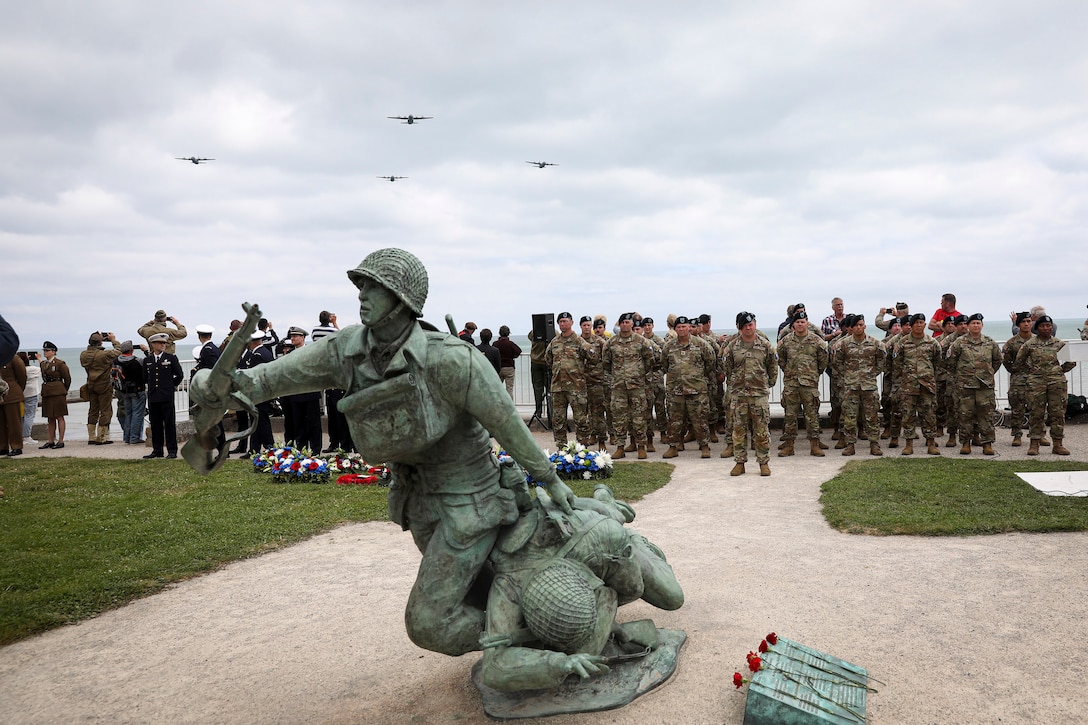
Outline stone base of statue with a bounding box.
[471,628,686,719]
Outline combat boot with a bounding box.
[645,437,655,453]
[809,439,825,457]
[683,430,697,443]
[982,442,995,455]
[1040,435,1051,446]
[700,445,711,459]
[1011,435,1022,447]
[841,443,856,456]
[902,439,914,455]
[721,442,734,458]
[709,431,719,443]
[971,435,983,447]
[831,430,842,441]
[730,462,745,476]
[834,437,848,449]
[637,445,647,460]
[613,445,626,459]
[1053,438,1070,456]
[662,446,678,459]
[888,437,899,449]
[935,426,944,437]
[624,440,637,452]
[818,439,829,449]
[778,440,795,457]
[926,438,940,455]
[86,424,97,445]
[960,441,971,455]
[598,441,607,451]
[1027,439,1040,456]
[880,426,891,440]
[945,433,958,448]
[676,442,686,451]
[759,463,771,477]
[97,425,113,445]
[869,441,883,456]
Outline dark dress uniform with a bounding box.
[240,344,275,453]
[144,350,183,457]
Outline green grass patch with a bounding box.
[0,457,670,646]
[821,459,1088,536]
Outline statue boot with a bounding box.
[662,446,678,459]
[869,441,883,456]
[926,438,941,455]
[778,440,795,457]
[1053,438,1070,456]
[902,439,914,455]
[730,462,745,476]
[809,438,825,457]
[1027,439,1040,456]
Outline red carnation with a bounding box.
[766,632,778,645]
[758,639,768,653]
[748,656,762,673]
[291,461,301,471]
[733,672,745,689]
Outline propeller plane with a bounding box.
[377,176,407,182]
[526,161,557,168]
[388,115,432,124]
[176,157,214,164]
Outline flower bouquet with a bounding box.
[252,446,330,484]
[501,441,614,484]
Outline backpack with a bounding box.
[110,360,125,392]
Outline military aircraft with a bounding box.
[388,115,432,124]
[377,176,407,182]
[176,157,214,164]
[526,161,557,168]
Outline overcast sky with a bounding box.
[3,1,1087,348]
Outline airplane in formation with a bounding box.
[388,115,432,124]
[377,176,407,182]
[176,157,214,164]
[526,161,557,168]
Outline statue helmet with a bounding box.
[521,559,598,653]
[346,248,429,317]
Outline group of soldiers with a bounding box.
[541,304,1078,477]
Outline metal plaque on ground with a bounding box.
[744,636,870,725]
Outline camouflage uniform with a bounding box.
[544,332,595,447]
[891,333,941,441]
[581,330,609,445]
[1002,333,1033,440]
[776,330,828,443]
[832,334,885,445]
[827,332,851,439]
[948,334,1003,445]
[722,335,778,464]
[603,332,655,447]
[938,331,962,443]
[698,330,724,431]
[1015,336,1077,442]
[882,329,907,442]
[643,333,667,443]
[662,335,715,448]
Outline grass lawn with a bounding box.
[0,457,670,646]
[821,458,1088,536]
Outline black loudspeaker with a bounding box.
[531,313,555,342]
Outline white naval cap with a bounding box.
[250,331,266,341]
[195,324,215,334]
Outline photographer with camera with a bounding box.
[137,310,187,355]
[80,331,122,445]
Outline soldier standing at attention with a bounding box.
[722,312,778,476]
[880,316,908,448]
[939,315,968,447]
[1016,315,1076,456]
[1002,312,1034,447]
[137,310,187,356]
[892,314,942,455]
[661,316,715,459]
[776,310,829,457]
[640,317,668,451]
[579,316,609,450]
[832,314,885,457]
[604,312,655,459]
[142,332,184,458]
[947,314,1002,455]
[544,312,595,449]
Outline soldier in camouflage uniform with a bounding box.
[891,314,942,455]
[880,316,907,449]
[1001,311,1034,446]
[934,316,957,437]
[697,314,725,438]
[579,316,609,450]
[722,312,778,476]
[637,318,666,452]
[661,316,716,458]
[776,311,829,457]
[831,314,885,456]
[1015,316,1077,455]
[939,315,968,446]
[544,312,595,449]
[827,316,853,446]
[604,312,656,459]
[947,313,1002,455]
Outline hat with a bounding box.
[287,326,308,337]
[593,318,606,328]
[1033,315,1054,331]
[642,317,654,325]
[43,341,58,351]
[250,331,266,341]
[88,332,103,344]
[632,318,643,328]
[736,311,755,328]
[675,315,691,325]
[895,302,909,311]
[579,316,592,324]
[942,316,957,327]
[792,310,808,321]
[840,314,857,329]
[967,313,984,322]
[698,314,711,324]
[557,312,573,321]
[149,333,169,343]
[618,312,635,322]
[120,340,134,354]
[154,310,168,321]
[898,315,912,327]
[909,313,927,325]
[196,324,215,335]
[953,314,969,325]
[1015,311,1032,325]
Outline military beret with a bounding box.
[593,318,606,328]
[794,303,805,311]
[854,313,865,322]
[195,324,215,334]
[840,314,857,329]
[909,313,927,325]
[148,333,169,343]
[632,318,643,327]
[898,315,912,327]
[698,314,711,324]
[642,317,654,325]
[43,341,58,351]
[618,312,635,322]
[675,316,691,325]
[1015,311,1032,325]
[88,332,103,344]
[579,315,592,324]
[557,312,573,321]
[942,317,957,326]
[287,326,308,337]
[967,313,984,322]
[793,310,808,321]
[1033,315,1054,331]
[736,311,755,328]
